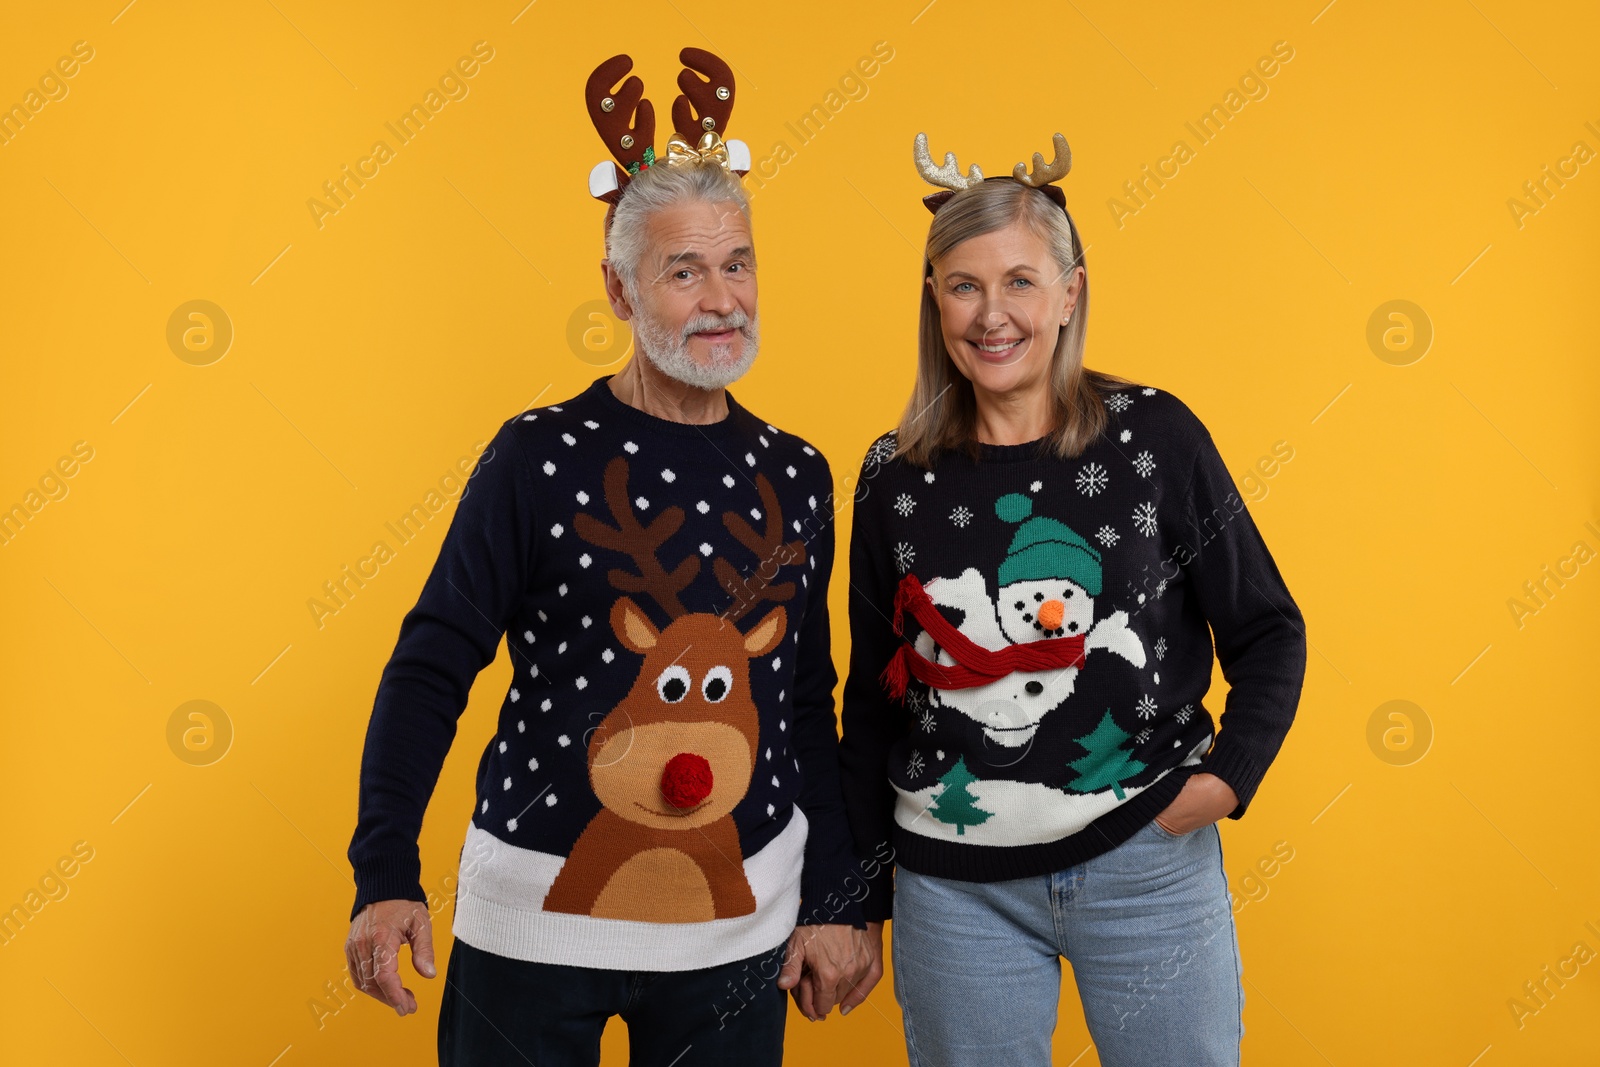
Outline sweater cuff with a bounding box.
[857,863,894,924]
[350,852,425,921]
[1200,740,1268,820]
[798,862,868,929]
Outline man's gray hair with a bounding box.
[605,162,752,294]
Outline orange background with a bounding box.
[2,1,1597,1064]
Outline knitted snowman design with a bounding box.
[912,492,1146,747]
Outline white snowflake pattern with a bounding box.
[950,505,973,528]
[1135,727,1153,745]
[1095,525,1119,547]
[1120,429,1132,443]
[1106,393,1134,413]
[866,434,898,465]
[894,493,916,517]
[893,541,916,573]
[1176,704,1195,724]
[1133,450,1156,478]
[919,706,936,733]
[907,750,926,778]
[1154,636,1167,660]
[1132,502,1158,537]
[1136,694,1158,720]
[1076,462,1108,497]
[1141,387,1157,396]
[1154,578,1168,599]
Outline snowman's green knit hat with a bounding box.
[994,492,1102,596]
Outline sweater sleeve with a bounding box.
[787,471,867,929]
[837,451,912,923]
[346,418,538,920]
[1181,430,1307,820]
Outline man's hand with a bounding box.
[345,899,437,1017]
[1152,772,1239,836]
[777,921,885,1021]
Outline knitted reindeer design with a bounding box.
[542,457,805,922]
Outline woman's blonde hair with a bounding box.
[893,178,1137,467]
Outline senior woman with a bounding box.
[837,133,1308,1067]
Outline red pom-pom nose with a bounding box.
[660,753,714,809]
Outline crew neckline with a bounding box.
[586,375,746,438]
[975,432,1058,463]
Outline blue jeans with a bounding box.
[892,819,1243,1067]
[437,936,788,1067]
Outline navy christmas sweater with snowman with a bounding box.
[838,384,1308,921]
[347,375,863,970]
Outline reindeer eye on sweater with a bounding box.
[657,665,691,703]
[702,666,733,703]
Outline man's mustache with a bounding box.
[681,310,752,340]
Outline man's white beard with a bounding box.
[630,302,760,391]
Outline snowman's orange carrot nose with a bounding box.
[1038,600,1065,630]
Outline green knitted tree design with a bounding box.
[1066,709,1147,800]
[928,756,992,836]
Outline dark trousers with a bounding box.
[438,936,788,1067]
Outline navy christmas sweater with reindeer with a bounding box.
[347,375,863,970]
[838,385,1307,921]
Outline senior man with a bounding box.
[343,49,880,1066]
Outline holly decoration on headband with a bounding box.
[626,145,657,176]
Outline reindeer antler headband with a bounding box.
[913,131,1073,214]
[585,48,753,205]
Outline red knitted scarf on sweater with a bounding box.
[878,573,1087,701]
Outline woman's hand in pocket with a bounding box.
[1152,772,1238,836]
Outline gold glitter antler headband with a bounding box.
[585,48,752,205]
[913,131,1073,213]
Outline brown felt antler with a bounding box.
[586,55,656,184]
[574,457,699,619]
[672,47,735,140]
[715,474,807,624]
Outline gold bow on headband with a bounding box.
[665,131,730,168]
